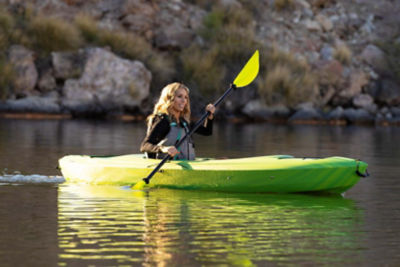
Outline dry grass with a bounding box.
[184,5,258,97]
[334,44,352,65]
[181,45,226,97]
[0,60,14,100]
[258,46,317,107]
[274,0,295,11]
[29,16,83,54]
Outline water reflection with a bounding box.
[58,185,365,266]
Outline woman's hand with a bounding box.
[206,104,216,119]
[161,146,179,157]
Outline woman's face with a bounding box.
[171,88,188,114]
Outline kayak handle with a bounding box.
[356,169,369,178]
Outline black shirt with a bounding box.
[140,114,213,156]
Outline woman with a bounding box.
[140,82,215,160]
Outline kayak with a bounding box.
[58,154,368,194]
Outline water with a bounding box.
[0,118,399,266]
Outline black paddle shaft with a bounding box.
[143,84,237,184]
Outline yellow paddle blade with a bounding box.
[233,50,260,88]
[132,180,147,190]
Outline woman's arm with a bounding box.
[193,103,215,136]
[140,115,170,153]
[192,117,213,136]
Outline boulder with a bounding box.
[0,96,61,113]
[339,71,369,99]
[38,69,57,92]
[377,79,400,106]
[316,14,333,32]
[304,19,321,32]
[242,100,273,120]
[360,44,386,71]
[289,103,322,122]
[52,50,86,80]
[327,106,344,120]
[61,48,151,115]
[343,108,374,124]
[352,93,377,113]
[8,45,38,95]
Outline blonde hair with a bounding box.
[147,82,191,123]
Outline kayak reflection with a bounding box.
[58,185,365,266]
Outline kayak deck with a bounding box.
[58,154,368,194]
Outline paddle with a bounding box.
[133,50,260,190]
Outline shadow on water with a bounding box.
[57,185,365,266]
[0,184,59,267]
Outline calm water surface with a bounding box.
[0,118,399,266]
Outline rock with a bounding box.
[61,47,151,115]
[339,71,369,99]
[320,45,334,60]
[343,108,374,124]
[377,79,400,105]
[120,0,156,38]
[242,100,273,120]
[316,14,333,32]
[295,0,311,9]
[153,2,205,50]
[352,93,377,113]
[121,14,154,38]
[289,103,322,122]
[219,0,242,9]
[52,50,86,80]
[38,69,57,92]
[360,44,385,71]
[304,19,321,32]
[244,104,291,120]
[0,96,61,113]
[8,45,38,95]
[327,106,344,120]
[391,107,400,117]
[316,59,344,86]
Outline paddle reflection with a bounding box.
[58,185,365,266]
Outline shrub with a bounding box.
[378,41,400,82]
[74,14,100,43]
[188,5,258,97]
[0,60,14,100]
[181,45,226,97]
[258,46,317,107]
[274,0,295,11]
[29,16,83,54]
[334,44,352,65]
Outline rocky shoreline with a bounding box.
[0,0,399,126]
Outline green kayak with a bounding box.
[58,154,368,194]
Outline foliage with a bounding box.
[274,0,295,11]
[0,60,14,100]
[378,41,400,83]
[29,16,83,55]
[334,44,352,65]
[181,45,225,98]
[182,5,258,97]
[258,45,317,108]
